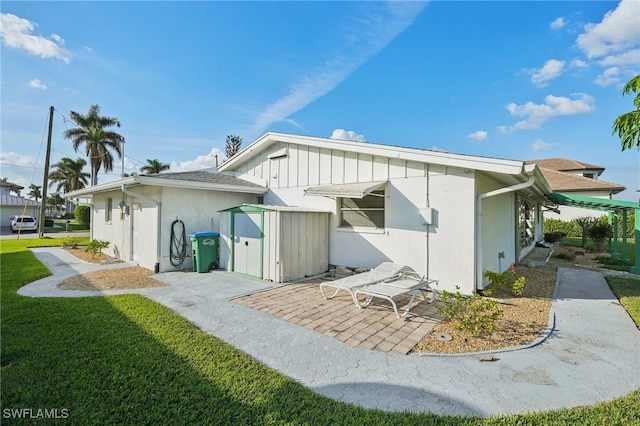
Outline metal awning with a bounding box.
[547,193,638,213]
[548,192,639,275]
[304,181,387,198]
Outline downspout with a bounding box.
[122,184,162,273]
[476,174,536,291]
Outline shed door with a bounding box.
[233,212,262,278]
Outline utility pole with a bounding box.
[39,106,54,238]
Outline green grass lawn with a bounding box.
[42,219,89,233]
[1,238,639,425]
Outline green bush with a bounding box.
[484,266,526,296]
[61,237,82,249]
[589,218,613,252]
[439,286,502,336]
[543,218,582,238]
[86,239,110,257]
[74,205,90,227]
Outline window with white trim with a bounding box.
[340,190,385,229]
[105,198,113,222]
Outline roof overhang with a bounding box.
[219,132,527,176]
[304,181,387,199]
[65,174,267,199]
[547,193,639,213]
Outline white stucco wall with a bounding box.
[90,187,257,272]
[476,174,517,286]
[159,187,256,272]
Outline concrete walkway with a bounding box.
[18,248,640,418]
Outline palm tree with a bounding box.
[63,104,125,185]
[49,157,90,213]
[140,158,170,175]
[49,157,90,193]
[28,184,42,203]
[225,135,242,159]
[47,193,65,216]
[612,74,640,151]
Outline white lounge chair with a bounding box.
[354,271,438,318]
[320,262,415,306]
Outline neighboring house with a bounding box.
[0,181,41,225]
[65,171,267,273]
[526,158,626,221]
[217,132,554,294]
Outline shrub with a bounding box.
[588,219,613,252]
[86,239,110,258]
[484,265,526,296]
[554,252,575,261]
[61,237,82,249]
[74,205,90,227]
[544,232,564,243]
[543,218,581,238]
[439,286,502,336]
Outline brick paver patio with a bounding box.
[233,275,443,354]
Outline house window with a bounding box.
[105,198,113,222]
[517,197,535,248]
[340,190,385,229]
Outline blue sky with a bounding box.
[1,1,639,201]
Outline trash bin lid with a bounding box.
[189,231,219,238]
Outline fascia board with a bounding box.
[135,176,268,194]
[219,132,524,175]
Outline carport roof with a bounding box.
[65,171,267,198]
[547,192,638,213]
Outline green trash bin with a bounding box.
[189,232,220,273]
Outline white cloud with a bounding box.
[169,147,224,173]
[467,130,488,141]
[0,13,72,63]
[496,125,509,135]
[598,49,640,67]
[550,17,566,30]
[0,151,38,168]
[594,67,620,87]
[330,129,366,142]
[506,93,595,130]
[527,59,566,86]
[249,2,426,133]
[570,59,588,68]
[576,0,640,59]
[531,139,553,151]
[28,78,46,90]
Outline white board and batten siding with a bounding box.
[226,141,482,294]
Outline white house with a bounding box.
[1,181,41,226]
[65,171,267,273]
[526,158,626,221]
[217,132,554,294]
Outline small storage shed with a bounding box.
[219,204,329,283]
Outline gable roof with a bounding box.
[219,132,530,176]
[539,167,626,194]
[526,158,604,173]
[65,171,267,198]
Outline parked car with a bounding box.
[11,215,38,233]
